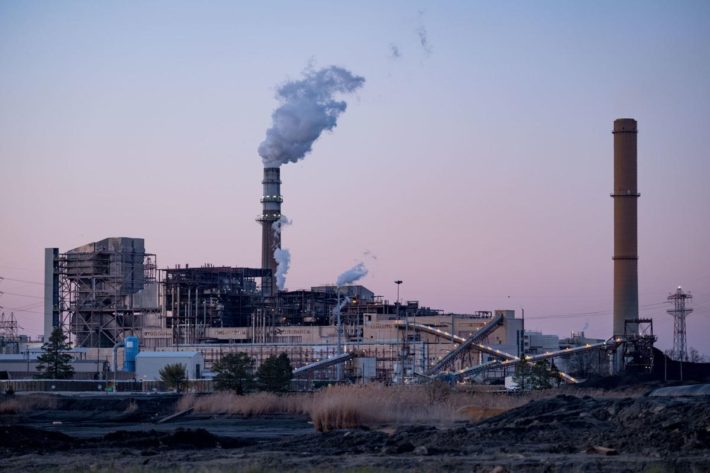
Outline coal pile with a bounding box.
[0,425,77,452]
[99,428,256,450]
[393,394,710,457]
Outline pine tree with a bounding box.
[159,363,187,393]
[213,352,255,395]
[36,328,75,379]
[256,353,293,393]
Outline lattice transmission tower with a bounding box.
[666,287,693,361]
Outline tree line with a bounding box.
[160,352,293,394]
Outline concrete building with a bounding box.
[522,331,560,356]
[135,351,204,381]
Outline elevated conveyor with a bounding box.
[292,352,355,377]
[426,312,506,374]
[453,338,622,383]
[394,321,519,363]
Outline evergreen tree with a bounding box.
[213,352,255,395]
[36,328,75,379]
[159,363,188,392]
[256,353,293,393]
[513,360,553,390]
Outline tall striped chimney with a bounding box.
[257,167,282,293]
[612,118,639,337]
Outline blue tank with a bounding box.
[123,336,140,372]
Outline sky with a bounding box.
[1,1,709,354]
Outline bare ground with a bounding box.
[1,388,709,473]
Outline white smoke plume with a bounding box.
[258,66,365,168]
[274,248,291,291]
[271,215,292,239]
[272,215,292,291]
[336,262,368,287]
[334,294,349,314]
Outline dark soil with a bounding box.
[1,391,709,472]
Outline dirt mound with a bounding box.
[0,425,77,451]
[438,394,710,456]
[301,395,710,457]
[0,426,255,454]
[100,428,255,449]
[270,428,389,455]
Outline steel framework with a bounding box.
[667,287,693,361]
[623,318,656,372]
[53,238,160,348]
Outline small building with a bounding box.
[135,351,204,380]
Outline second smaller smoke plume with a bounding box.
[272,215,292,291]
[274,248,291,291]
[271,215,292,239]
[336,262,368,287]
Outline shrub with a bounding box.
[256,353,293,393]
[159,363,187,393]
[213,352,255,395]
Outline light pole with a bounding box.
[395,280,407,384]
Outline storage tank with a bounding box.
[123,336,140,372]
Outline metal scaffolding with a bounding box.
[667,287,693,361]
[162,265,272,345]
[49,238,160,348]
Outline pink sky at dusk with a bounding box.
[1,1,709,354]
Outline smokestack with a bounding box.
[258,167,282,292]
[612,118,639,337]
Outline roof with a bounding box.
[135,351,201,358]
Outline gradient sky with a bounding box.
[1,1,709,354]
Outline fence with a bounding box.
[0,379,214,393]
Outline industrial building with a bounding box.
[43,238,160,348]
[28,118,671,387]
[135,351,204,381]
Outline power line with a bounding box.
[0,291,43,300]
[526,300,668,321]
[0,276,47,286]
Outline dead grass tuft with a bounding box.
[176,383,648,431]
[0,394,57,414]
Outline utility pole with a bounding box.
[336,289,343,381]
[521,308,525,391]
[395,280,406,384]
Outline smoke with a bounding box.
[334,295,349,314]
[271,215,292,239]
[416,10,432,56]
[363,250,377,261]
[258,66,365,168]
[336,262,368,287]
[274,248,291,291]
[272,215,292,291]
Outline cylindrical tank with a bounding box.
[612,118,639,337]
[123,336,140,372]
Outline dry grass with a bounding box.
[177,383,648,432]
[122,400,139,415]
[0,394,57,414]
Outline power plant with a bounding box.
[8,116,695,385]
